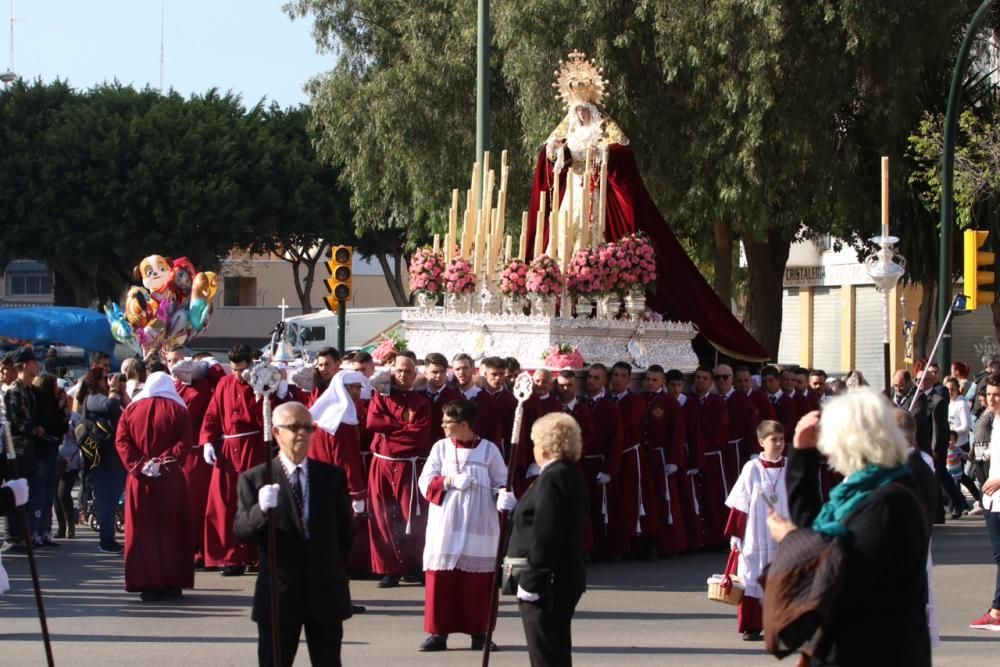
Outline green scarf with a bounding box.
[811,463,911,537]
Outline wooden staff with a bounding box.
[482,372,535,667]
[1,390,55,667]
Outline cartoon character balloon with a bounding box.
[114,254,218,356]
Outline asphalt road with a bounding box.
[1,518,998,665]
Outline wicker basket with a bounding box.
[706,574,745,606]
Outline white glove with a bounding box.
[526,462,541,478]
[258,484,280,512]
[595,472,611,485]
[516,585,540,602]
[664,463,678,475]
[276,379,289,399]
[687,468,699,476]
[450,473,472,491]
[496,489,518,512]
[2,478,28,507]
[351,499,365,514]
[203,443,217,465]
[730,536,742,552]
[140,459,162,478]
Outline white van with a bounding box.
[284,307,405,353]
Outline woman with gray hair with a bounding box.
[766,388,930,666]
[502,412,588,667]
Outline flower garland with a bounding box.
[566,247,606,296]
[408,248,446,294]
[526,254,563,295]
[500,259,529,296]
[443,255,476,294]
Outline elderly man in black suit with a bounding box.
[235,401,355,667]
[501,411,589,667]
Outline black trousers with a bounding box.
[934,455,968,510]
[257,620,342,667]
[518,594,581,667]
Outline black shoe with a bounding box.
[162,588,183,599]
[67,524,75,539]
[193,559,205,571]
[742,630,763,641]
[470,634,498,651]
[140,589,163,602]
[351,604,367,614]
[418,634,448,651]
[246,562,259,573]
[402,572,425,585]
[377,575,400,588]
[98,542,124,554]
[55,530,66,539]
[220,565,246,577]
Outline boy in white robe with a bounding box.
[723,420,788,641]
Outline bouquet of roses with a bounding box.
[566,248,607,296]
[597,241,629,294]
[500,259,529,296]
[542,343,585,370]
[408,248,446,294]
[616,232,657,290]
[443,255,476,294]
[525,254,563,295]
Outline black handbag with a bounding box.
[500,557,530,595]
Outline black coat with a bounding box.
[785,448,930,667]
[506,459,589,608]
[234,458,355,626]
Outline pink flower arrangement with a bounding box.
[500,259,529,296]
[525,254,563,295]
[408,248,446,294]
[543,343,585,370]
[566,248,607,296]
[443,255,476,294]
[599,233,657,294]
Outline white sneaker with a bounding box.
[970,502,985,516]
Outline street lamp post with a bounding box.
[865,235,906,393]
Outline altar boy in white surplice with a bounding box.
[722,420,788,642]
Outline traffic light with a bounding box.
[324,245,353,311]
[963,230,995,311]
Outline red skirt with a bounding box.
[424,569,494,636]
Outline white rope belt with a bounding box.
[371,452,426,535]
[222,430,262,439]
[728,437,743,476]
[584,454,608,527]
[684,442,700,515]
[705,449,730,498]
[651,447,673,525]
[622,443,645,532]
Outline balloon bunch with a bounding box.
[105,254,218,356]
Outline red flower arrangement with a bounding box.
[443,255,476,294]
[543,343,585,370]
[598,233,657,294]
[408,248,446,294]
[525,254,563,295]
[500,259,529,296]
[566,248,607,296]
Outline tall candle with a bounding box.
[597,146,609,243]
[582,148,593,249]
[448,189,459,258]
[881,155,889,239]
[505,234,513,264]
[534,192,547,259]
[433,234,440,254]
[519,212,529,260]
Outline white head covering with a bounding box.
[310,370,365,435]
[130,371,187,408]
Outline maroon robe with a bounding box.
[791,389,811,425]
[511,393,562,496]
[613,389,660,544]
[676,394,705,551]
[176,377,214,561]
[693,391,730,546]
[349,397,374,572]
[483,386,518,459]
[584,392,625,559]
[307,377,332,408]
[115,396,194,592]
[423,385,465,445]
[723,388,759,484]
[200,374,289,568]
[562,399,595,552]
[310,424,367,500]
[645,391,688,555]
[366,388,431,576]
[747,388,776,424]
[769,391,798,441]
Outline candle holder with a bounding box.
[864,234,906,393]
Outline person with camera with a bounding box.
[2,347,43,554]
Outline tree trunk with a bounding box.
[743,229,793,360]
[916,280,937,362]
[50,259,95,307]
[376,252,409,307]
[712,219,733,309]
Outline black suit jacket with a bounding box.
[924,391,950,460]
[234,457,355,625]
[895,387,931,455]
[506,459,589,608]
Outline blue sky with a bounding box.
[1,1,331,107]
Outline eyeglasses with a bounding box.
[714,374,731,380]
[275,423,317,434]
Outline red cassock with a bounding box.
[693,392,730,546]
[583,394,625,560]
[644,391,688,556]
[484,387,518,459]
[467,388,502,446]
[792,390,811,425]
[115,397,195,592]
[199,375,289,568]
[306,378,331,408]
[722,509,763,633]
[350,397,374,572]
[525,142,768,361]
[310,424,367,500]
[511,394,563,496]
[676,395,705,551]
[724,389,759,484]
[424,385,466,445]
[366,388,431,576]
[770,392,798,441]
[176,377,214,561]
[747,389,776,424]
[613,390,660,544]
[563,400,595,552]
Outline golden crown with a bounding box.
[552,50,608,107]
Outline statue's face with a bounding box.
[575,105,592,126]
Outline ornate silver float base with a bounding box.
[402,309,699,370]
